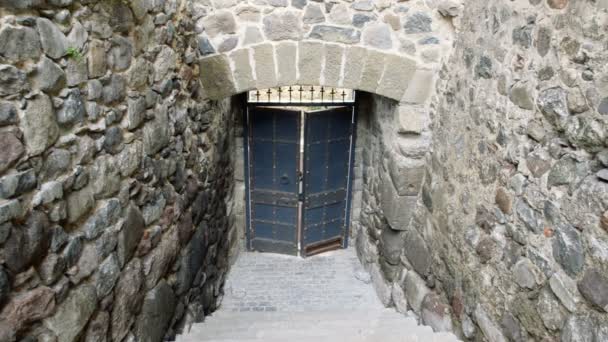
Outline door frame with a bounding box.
[243,94,358,257]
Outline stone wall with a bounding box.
[0,1,240,341]
[354,0,608,341]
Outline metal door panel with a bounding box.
[302,107,354,256]
[248,107,300,255]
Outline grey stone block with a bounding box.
[342,46,367,89]
[323,43,344,87]
[253,43,277,90]
[230,48,256,93]
[377,54,417,100]
[298,41,323,86]
[276,42,297,86]
[359,49,386,93]
[199,54,237,100]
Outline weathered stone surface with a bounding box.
[380,173,417,230]
[112,258,144,342]
[45,285,97,342]
[200,55,236,100]
[57,89,86,126]
[84,199,121,240]
[0,131,24,174]
[85,311,109,342]
[377,55,417,101]
[309,25,361,44]
[202,10,236,37]
[359,50,386,93]
[495,187,512,214]
[577,268,608,312]
[549,271,581,312]
[109,36,133,72]
[253,44,277,89]
[263,10,302,41]
[474,305,507,342]
[20,94,59,156]
[509,81,534,110]
[143,228,179,289]
[363,22,393,49]
[512,258,544,289]
[303,3,325,24]
[342,46,367,89]
[88,40,107,78]
[69,242,100,284]
[323,43,344,87]
[37,18,67,59]
[117,205,145,267]
[537,288,566,331]
[537,87,569,129]
[421,293,453,332]
[276,42,297,86]
[547,0,568,9]
[3,211,50,273]
[34,56,65,93]
[0,102,17,126]
[379,227,404,265]
[66,186,94,223]
[552,223,585,276]
[298,41,323,86]
[0,64,28,96]
[0,286,55,333]
[404,12,432,34]
[37,253,66,285]
[0,25,41,61]
[404,270,430,313]
[96,253,121,298]
[560,315,595,342]
[135,280,176,342]
[391,282,408,314]
[153,46,176,82]
[515,199,543,233]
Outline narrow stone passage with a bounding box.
[176,249,460,341]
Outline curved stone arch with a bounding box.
[198,40,435,105]
[199,39,438,238]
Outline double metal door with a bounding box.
[246,106,355,257]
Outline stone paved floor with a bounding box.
[219,248,383,313]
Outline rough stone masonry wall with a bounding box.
[409,0,608,341]
[0,1,239,341]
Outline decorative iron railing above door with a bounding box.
[248,86,356,105]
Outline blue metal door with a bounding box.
[248,107,301,255]
[302,107,355,256]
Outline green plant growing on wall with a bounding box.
[65,47,83,62]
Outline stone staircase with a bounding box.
[175,249,460,342]
[176,309,460,342]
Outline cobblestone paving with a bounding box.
[220,248,383,313]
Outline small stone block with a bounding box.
[341,46,367,90]
[359,50,386,93]
[298,41,323,86]
[377,55,417,101]
[253,44,278,89]
[401,68,435,104]
[229,48,256,93]
[397,105,425,135]
[199,54,237,100]
[323,43,344,88]
[276,42,298,87]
